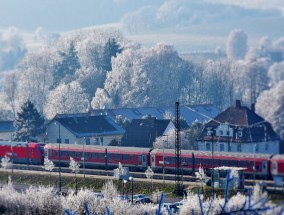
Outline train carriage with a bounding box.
[270,154,284,179]
[150,148,272,179]
[44,143,151,170]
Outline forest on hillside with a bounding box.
[0,28,283,135]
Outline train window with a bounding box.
[122,154,128,161]
[195,158,201,165]
[91,153,97,159]
[170,157,175,164]
[240,161,246,167]
[188,158,192,165]
[204,159,211,166]
[248,161,253,168]
[164,157,169,163]
[230,160,237,167]
[56,150,59,157]
[69,151,75,158]
[108,153,112,160]
[221,160,228,166]
[84,152,89,159]
[273,162,277,170]
[61,151,67,157]
[114,154,120,160]
[76,152,82,158]
[98,153,104,159]
[138,155,142,162]
[130,155,134,161]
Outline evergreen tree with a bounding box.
[54,41,80,86]
[13,100,45,142]
[102,38,122,72]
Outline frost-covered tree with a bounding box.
[44,81,89,119]
[256,81,284,136]
[268,61,284,86]
[226,29,248,60]
[92,43,189,109]
[69,157,80,194]
[43,158,55,186]
[1,155,12,184]
[13,100,45,142]
[195,166,208,190]
[16,47,59,114]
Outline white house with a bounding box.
[46,113,125,146]
[0,121,15,141]
[197,100,281,154]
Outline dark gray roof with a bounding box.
[51,114,125,137]
[0,121,15,132]
[90,104,219,125]
[198,100,279,143]
[121,116,171,147]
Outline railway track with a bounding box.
[11,163,278,189]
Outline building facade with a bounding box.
[197,100,281,154]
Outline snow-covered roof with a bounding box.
[90,104,219,125]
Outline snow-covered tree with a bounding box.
[195,165,208,190]
[43,158,55,186]
[13,100,45,142]
[268,61,284,86]
[44,81,89,119]
[69,157,80,194]
[226,29,248,60]
[255,81,284,136]
[1,155,12,184]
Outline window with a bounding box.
[170,157,175,164]
[230,160,237,167]
[92,153,97,159]
[76,152,81,158]
[220,144,224,151]
[100,137,103,144]
[138,155,142,162]
[56,150,59,157]
[84,152,89,159]
[204,159,211,166]
[64,139,69,144]
[237,144,241,152]
[108,153,112,160]
[99,153,104,159]
[188,158,193,165]
[221,160,228,166]
[237,131,243,137]
[240,161,246,167]
[85,138,90,145]
[206,143,211,151]
[214,159,219,166]
[114,154,120,160]
[248,161,253,168]
[69,151,75,158]
[195,158,201,165]
[122,154,128,161]
[130,155,134,161]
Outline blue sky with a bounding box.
[1,0,284,52]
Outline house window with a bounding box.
[65,139,69,144]
[56,138,61,143]
[85,138,90,145]
[206,143,211,151]
[237,144,241,152]
[237,131,243,137]
[100,137,103,145]
[220,144,224,151]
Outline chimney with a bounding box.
[251,103,255,112]
[236,100,241,109]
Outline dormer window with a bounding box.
[237,130,243,137]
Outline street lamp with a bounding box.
[55,121,62,193]
[82,137,86,188]
[207,128,214,199]
[129,176,134,204]
[122,179,127,200]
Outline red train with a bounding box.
[1,141,284,183]
[0,141,45,165]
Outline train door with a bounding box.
[272,162,278,175]
[262,161,268,174]
[142,155,147,168]
[151,154,156,168]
